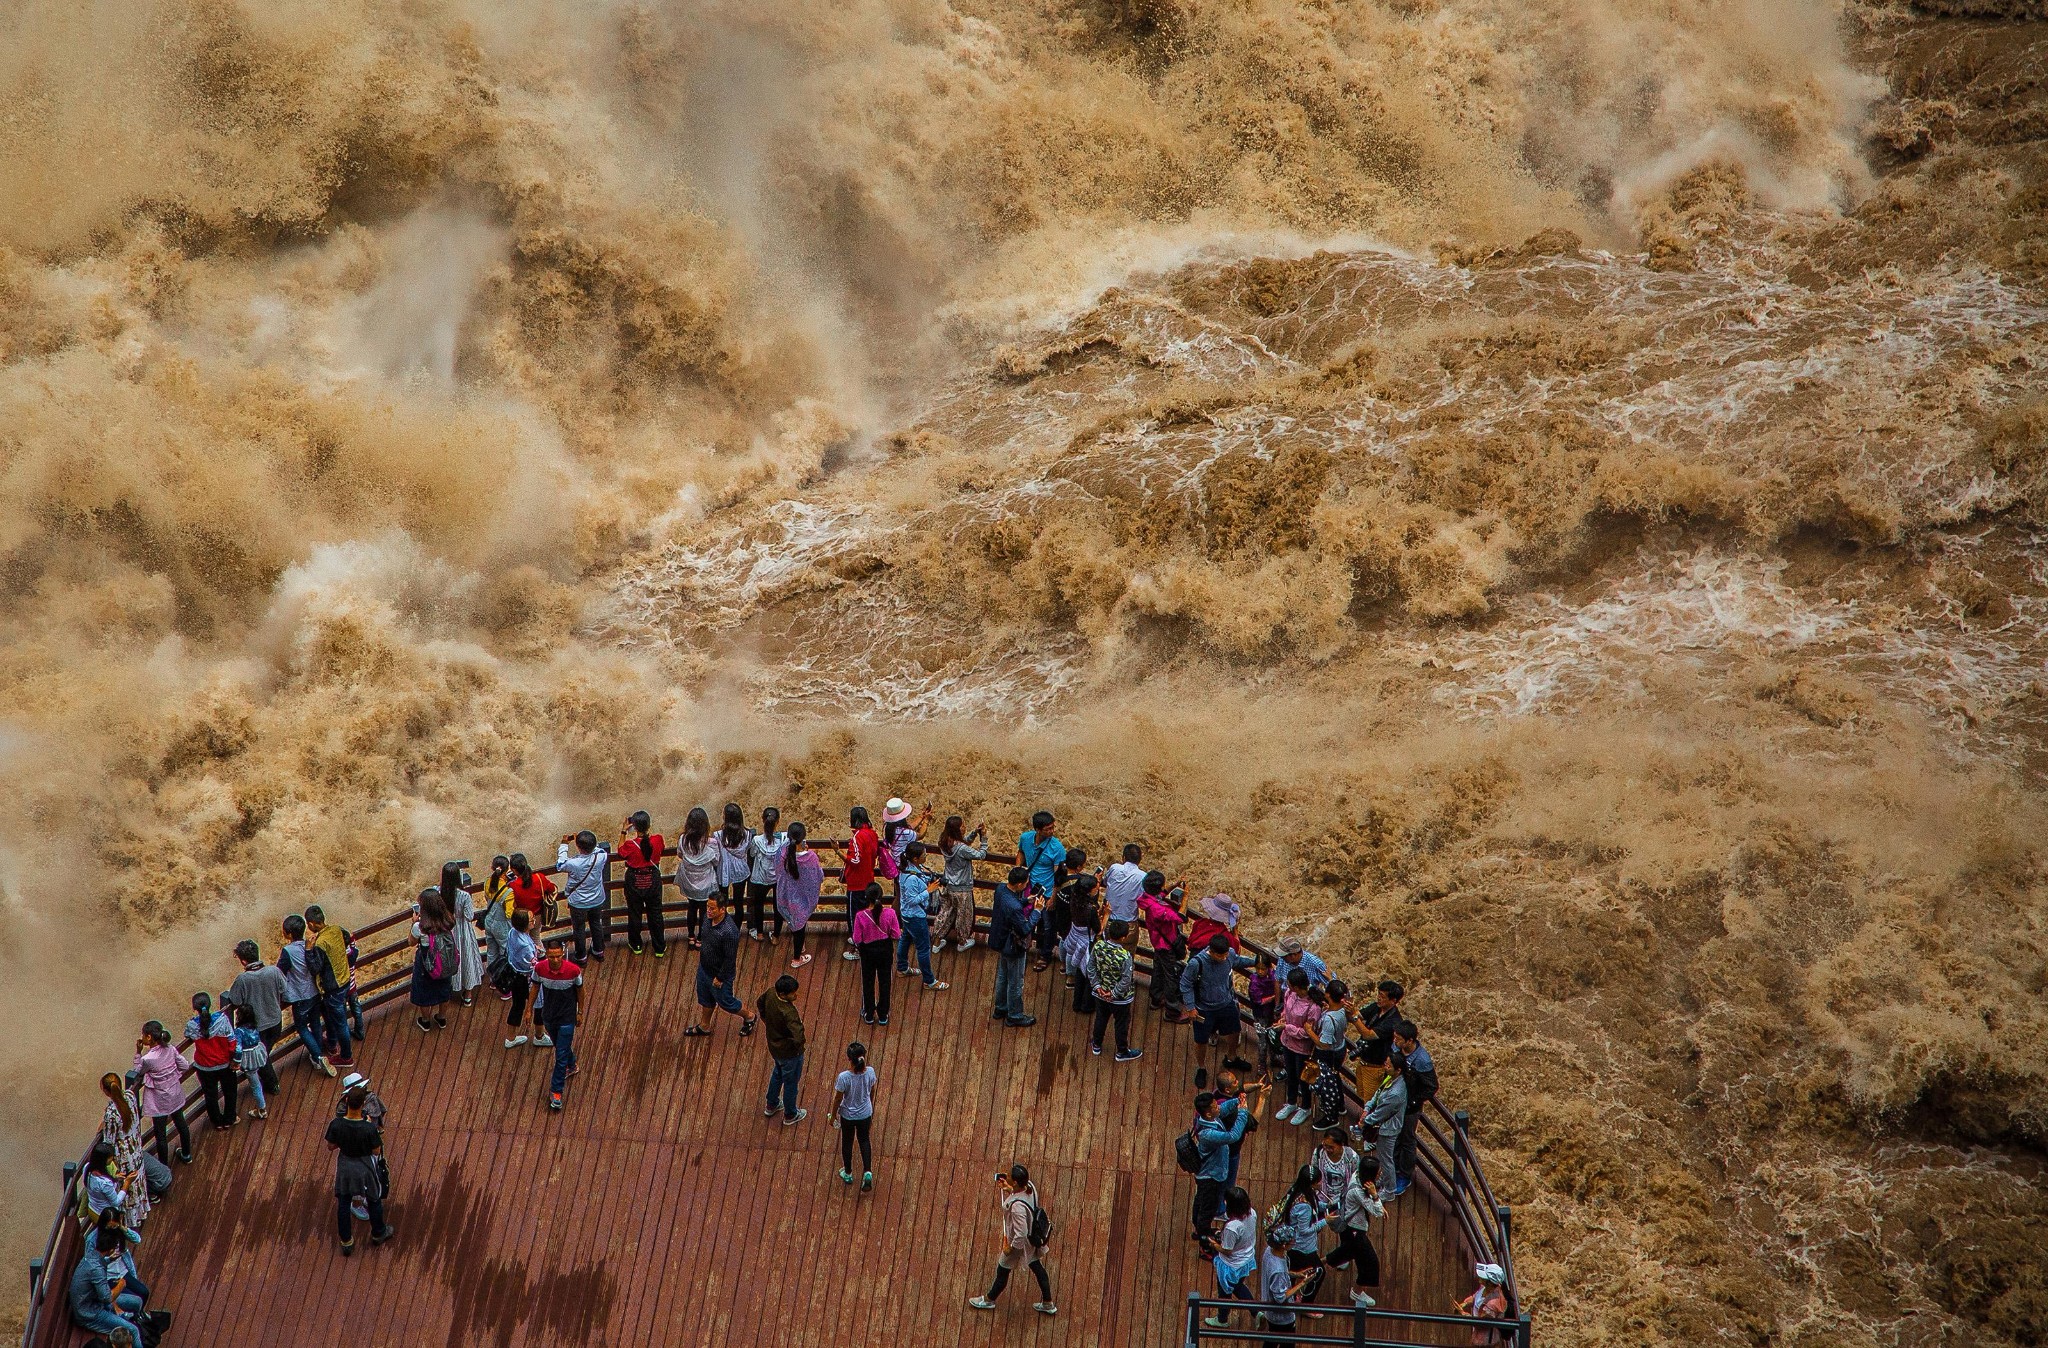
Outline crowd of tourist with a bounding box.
[72,796,1511,1347]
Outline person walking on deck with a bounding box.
[934,816,986,951]
[852,883,900,1025]
[1202,1186,1258,1328]
[829,1041,877,1191]
[532,936,583,1110]
[893,842,949,992]
[1181,934,1256,1055]
[326,1082,394,1254]
[1088,919,1143,1061]
[968,1164,1057,1316]
[777,822,823,967]
[557,829,613,963]
[224,940,287,1096]
[618,811,667,957]
[758,974,807,1125]
[1259,1225,1313,1347]
[1322,1163,1385,1307]
[688,894,757,1038]
[989,867,1042,1028]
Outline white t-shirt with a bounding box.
[1103,862,1147,921]
[834,1066,877,1120]
[1218,1212,1258,1270]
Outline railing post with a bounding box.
[1352,1296,1369,1348]
[1185,1291,1202,1348]
[28,1255,43,1294]
[1516,1311,1533,1348]
[1454,1109,1470,1196]
[1498,1202,1512,1252]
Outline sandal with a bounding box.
[1032,959,1050,972]
[923,980,950,991]
[683,1026,711,1038]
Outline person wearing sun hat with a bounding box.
[1457,1263,1510,1340]
[335,1070,389,1220]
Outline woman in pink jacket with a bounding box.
[131,1020,190,1164]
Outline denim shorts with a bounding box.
[696,965,741,1012]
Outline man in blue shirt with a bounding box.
[1189,1083,1265,1238]
[1276,936,1329,989]
[1392,1021,1438,1194]
[1017,810,1066,896]
[1180,935,1256,1054]
[893,842,948,991]
[988,867,1042,1028]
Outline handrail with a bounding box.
[24,847,1524,1346]
[1181,1293,1530,1348]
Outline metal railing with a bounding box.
[22,846,1526,1346]
[1181,1294,1530,1347]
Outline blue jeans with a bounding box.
[895,916,935,983]
[696,966,742,1014]
[766,1053,803,1119]
[320,990,354,1060]
[288,997,327,1063]
[994,952,1026,1020]
[549,1023,576,1093]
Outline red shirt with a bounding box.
[841,826,880,891]
[619,834,665,869]
[1187,917,1241,955]
[509,871,556,916]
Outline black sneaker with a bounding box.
[1090,1042,1103,1056]
[629,942,644,954]
[371,1225,396,1245]
[1006,1015,1037,1028]
[1115,1048,1144,1063]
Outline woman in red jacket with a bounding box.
[835,806,880,961]
[185,992,240,1131]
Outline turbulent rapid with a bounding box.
[2,0,2045,1342]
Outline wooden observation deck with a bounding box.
[21,857,1529,1348]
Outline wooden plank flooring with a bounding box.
[90,942,1476,1347]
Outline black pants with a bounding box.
[790,927,806,960]
[859,943,893,1020]
[151,1112,191,1160]
[1325,1227,1380,1288]
[570,905,609,961]
[746,882,779,936]
[1192,1177,1224,1238]
[196,1066,238,1128]
[1288,1248,1325,1303]
[1395,1109,1421,1182]
[986,1259,1052,1302]
[255,1025,283,1093]
[1280,1047,1310,1107]
[1090,1001,1131,1053]
[685,898,706,942]
[1071,977,1095,1015]
[623,874,664,952]
[507,978,539,1028]
[839,1116,872,1173]
[337,1191,387,1243]
[1149,948,1184,1010]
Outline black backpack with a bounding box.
[1018,1194,1054,1247]
[1174,1130,1203,1174]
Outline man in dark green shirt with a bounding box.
[757,974,807,1124]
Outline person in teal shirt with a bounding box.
[1017,811,1066,895]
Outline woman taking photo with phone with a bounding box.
[675,807,720,949]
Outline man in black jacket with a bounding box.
[1353,981,1406,1068]
[690,894,757,1039]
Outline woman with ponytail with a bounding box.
[829,1040,878,1192]
[778,822,822,968]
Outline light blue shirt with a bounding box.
[898,869,934,920]
[1281,949,1330,988]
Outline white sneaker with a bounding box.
[1351,1292,1376,1307]
[504,1036,527,1049]
[842,948,860,961]
[956,938,976,951]
[1033,1302,1058,1316]
[1290,1105,1311,1125]
[532,1034,553,1048]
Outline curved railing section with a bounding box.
[21,846,1528,1347]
